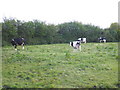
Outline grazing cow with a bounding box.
[98,37,106,43]
[70,40,81,51]
[11,38,25,50]
[78,38,86,43]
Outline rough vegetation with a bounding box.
[2,43,118,88]
[2,18,119,46]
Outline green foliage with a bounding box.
[2,18,118,46]
[110,22,118,31]
[2,43,118,88]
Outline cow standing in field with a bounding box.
[11,38,25,50]
[70,40,81,51]
[98,37,106,43]
[78,38,86,43]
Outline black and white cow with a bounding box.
[98,37,106,43]
[78,38,86,43]
[70,40,81,51]
[11,38,25,50]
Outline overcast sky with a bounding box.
[0,0,119,28]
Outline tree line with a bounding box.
[2,18,119,46]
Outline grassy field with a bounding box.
[2,42,118,88]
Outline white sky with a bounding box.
[0,0,119,29]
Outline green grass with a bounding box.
[2,43,118,88]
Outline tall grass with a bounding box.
[2,43,118,88]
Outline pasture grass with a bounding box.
[2,43,118,88]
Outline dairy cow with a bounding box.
[98,37,106,43]
[11,38,25,50]
[70,40,81,51]
[78,38,86,43]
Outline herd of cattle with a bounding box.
[11,37,106,51]
[70,37,106,51]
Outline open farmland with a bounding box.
[2,43,118,88]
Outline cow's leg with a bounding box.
[105,40,106,43]
[22,43,25,49]
[14,45,17,51]
[73,48,77,52]
[73,46,77,52]
[70,42,71,46]
[77,45,81,51]
[22,45,24,49]
[79,45,81,51]
[104,40,106,43]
